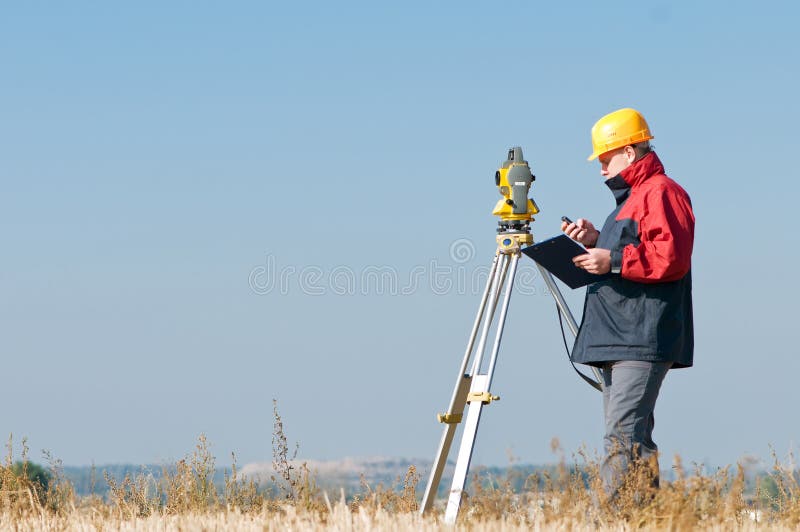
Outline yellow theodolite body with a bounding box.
[491,147,539,222]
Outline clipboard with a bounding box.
[521,234,611,289]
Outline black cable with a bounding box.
[556,303,602,392]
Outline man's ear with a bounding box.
[624,145,637,163]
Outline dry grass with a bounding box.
[2,405,799,531]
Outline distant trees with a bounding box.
[5,461,52,501]
[12,461,51,488]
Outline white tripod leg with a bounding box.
[443,253,520,524]
[419,253,501,515]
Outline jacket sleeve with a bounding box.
[621,184,695,283]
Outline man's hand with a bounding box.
[573,248,612,275]
[561,218,599,247]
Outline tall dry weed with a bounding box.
[224,451,263,512]
[0,435,41,516]
[270,399,323,513]
[760,447,800,525]
[351,464,420,516]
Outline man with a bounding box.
[561,108,695,497]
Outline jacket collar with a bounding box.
[619,151,665,187]
[604,151,665,204]
[605,174,630,204]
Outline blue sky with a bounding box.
[2,1,798,469]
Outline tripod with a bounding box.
[419,224,603,524]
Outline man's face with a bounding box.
[598,147,633,179]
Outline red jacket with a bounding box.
[614,153,695,282]
[572,152,695,367]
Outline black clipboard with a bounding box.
[521,234,611,289]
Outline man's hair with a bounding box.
[631,141,652,160]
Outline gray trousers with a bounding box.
[600,360,671,497]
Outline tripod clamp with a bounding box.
[496,232,533,253]
[467,391,500,404]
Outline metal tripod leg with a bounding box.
[419,251,502,515]
[443,252,520,524]
[535,263,603,385]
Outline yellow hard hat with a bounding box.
[587,108,654,161]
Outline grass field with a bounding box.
[3,406,799,530]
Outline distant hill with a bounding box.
[63,463,167,497]
[240,456,443,495]
[62,457,441,498]
[62,457,565,499]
